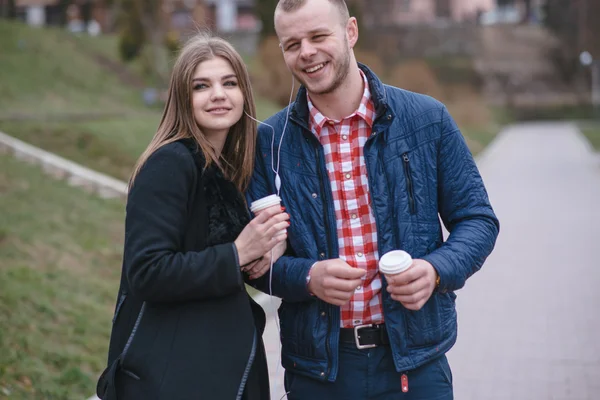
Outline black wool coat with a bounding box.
[97,139,269,400]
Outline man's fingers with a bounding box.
[387,278,426,296]
[333,266,367,280]
[387,268,418,285]
[392,288,430,305]
[324,290,355,305]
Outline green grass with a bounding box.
[462,125,500,156]
[0,21,147,117]
[579,122,600,151]
[0,153,124,399]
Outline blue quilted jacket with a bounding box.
[247,64,499,382]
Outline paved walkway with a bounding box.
[446,123,600,399]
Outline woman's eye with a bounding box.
[224,80,238,87]
[193,83,207,90]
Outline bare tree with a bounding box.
[1,0,17,19]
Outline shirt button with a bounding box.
[351,213,357,219]
[356,286,362,291]
[319,252,326,259]
[357,252,363,257]
[312,193,318,199]
[321,311,326,317]
[328,120,335,125]
[345,173,351,179]
[320,372,326,377]
[342,135,348,140]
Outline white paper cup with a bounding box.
[250,194,286,236]
[379,250,413,276]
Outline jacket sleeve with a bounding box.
[124,145,244,304]
[246,131,315,303]
[421,106,500,293]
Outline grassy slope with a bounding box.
[0,21,281,181]
[0,154,124,399]
[0,22,145,116]
[0,22,275,399]
[579,122,600,151]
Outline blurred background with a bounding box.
[0,0,599,399]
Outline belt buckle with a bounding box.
[354,324,377,350]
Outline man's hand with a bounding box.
[385,259,438,311]
[308,259,366,306]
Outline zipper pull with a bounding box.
[402,153,409,163]
[401,373,409,393]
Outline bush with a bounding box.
[387,59,443,100]
[118,27,144,62]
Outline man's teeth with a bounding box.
[306,63,325,73]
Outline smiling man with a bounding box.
[246,0,500,399]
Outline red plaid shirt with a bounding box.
[308,71,383,328]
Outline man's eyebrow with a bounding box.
[282,29,331,45]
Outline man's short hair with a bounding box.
[276,0,350,22]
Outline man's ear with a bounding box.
[347,16,359,48]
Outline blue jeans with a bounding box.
[284,343,453,400]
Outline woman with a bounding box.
[96,34,288,400]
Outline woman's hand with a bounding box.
[242,240,287,280]
[234,206,289,267]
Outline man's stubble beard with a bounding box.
[293,44,352,97]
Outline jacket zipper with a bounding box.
[112,292,127,324]
[235,330,257,400]
[121,302,146,361]
[402,153,416,214]
[314,145,333,379]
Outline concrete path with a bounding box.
[447,122,600,399]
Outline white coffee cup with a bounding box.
[379,250,413,276]
[250,194,287,236]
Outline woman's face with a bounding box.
[191,56,244,142]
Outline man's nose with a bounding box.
[299,40,317,59]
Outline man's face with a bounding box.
[275,0,356,96]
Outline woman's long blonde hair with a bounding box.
[129,33,257,192]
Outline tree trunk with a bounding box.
[2,0,17,19]
[256,0,278,40]
[523,0,532,23]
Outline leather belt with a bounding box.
[339,323,390,349]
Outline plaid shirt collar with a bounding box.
[307,70,375,135]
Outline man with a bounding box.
[246,0,499,398]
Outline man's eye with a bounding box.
[286,43,299,51]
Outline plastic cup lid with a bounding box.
[379,250,413,274]
[250,194,281,212]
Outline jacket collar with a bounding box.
[289,63,390,131]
